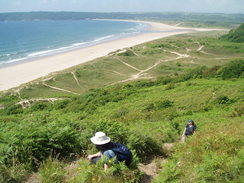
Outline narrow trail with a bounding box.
[111,56,181,85]
[196,41,216,56]
[15,88,23,100]
[138,162,158,183]
[43,83,80,95]
[71,72,81,86]
[41,77,53,82]
[163,49,191,58]
[197,45,204,52]
[116,57,142,72]
[129,48,140,56]
[139,143,174,183]
[25,173,40,183]
[111,70,126,76]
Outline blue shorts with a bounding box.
[91,150,118,164]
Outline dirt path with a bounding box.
[16,98,66,108]
[43,83,80,95]
[116,57,142,72]
[111,56,180,85]
[129,48,140,56]
[163,49,191,58]
[25,173,40,183]
[138,162,158,183]
[71,72,81,86]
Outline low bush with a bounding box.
[4,104,23,115]
[39,157,65,183]
[216,59,244,79]
[2,119,83,166]
[215,95,234,105]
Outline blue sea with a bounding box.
[0,20,147,65]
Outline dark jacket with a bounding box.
[185,124,197,136]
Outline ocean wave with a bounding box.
[93,35,115,42]
[0,34,118,65]
[0,21,147,66]
[0,57,27,65]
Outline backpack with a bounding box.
[111,142,132,165]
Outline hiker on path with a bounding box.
[87,132,133,170]
[181,120,197,142]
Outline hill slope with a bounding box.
[220,23,244,43]
[0,60,244,182]
[0,31,244,183]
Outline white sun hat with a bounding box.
[90,132,111,145]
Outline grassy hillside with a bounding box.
[220,23,244,43]
[0,31,244,183]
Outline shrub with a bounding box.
[66,158,142,183]
[153,159,180,183]
[229,104,244,117]
[155,100,174,109]
[54,100,69,109]
[0,162,31,183]
[215,95,234,105]
[39,157,65,183]
[31,102,50,111]
[4,104,23,115]
[181,66,205,81]
[3,120,83,166]
[216,59,244,79]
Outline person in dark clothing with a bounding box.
[184,120,197,136]
[181,120,197,142]
[87,132,132,170]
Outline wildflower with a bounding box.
[108,160,112,163]
[92,177,96,182]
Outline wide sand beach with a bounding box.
[0,20,217,91]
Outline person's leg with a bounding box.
[103,150,118,164]
[91,157,101,164]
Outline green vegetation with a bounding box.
[0,31,244,182]
[220,23,244,42]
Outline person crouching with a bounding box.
[87,132,132,170]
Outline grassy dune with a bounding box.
[3,31,242,102]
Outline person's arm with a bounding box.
[87,152,102,160]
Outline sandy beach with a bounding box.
[0,20,218,91]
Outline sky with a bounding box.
[0,0,244,14]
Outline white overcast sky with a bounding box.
[0,0,243,13]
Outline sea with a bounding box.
[0,19,148,66]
